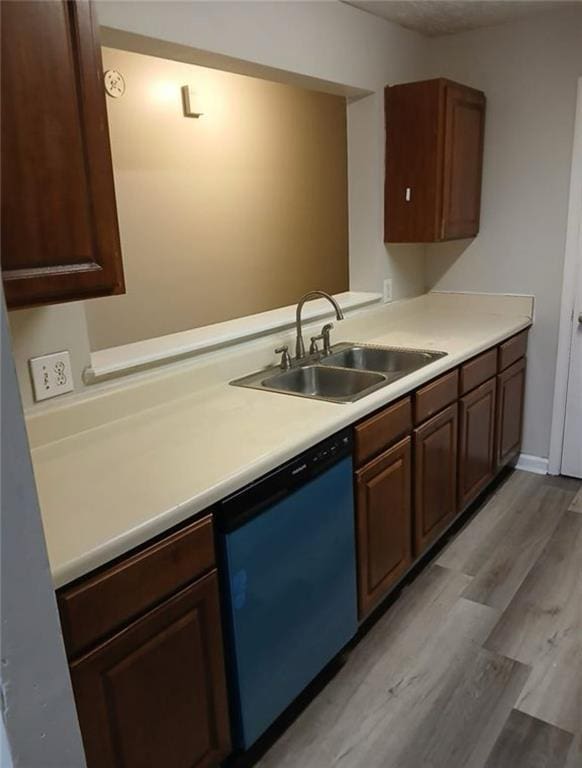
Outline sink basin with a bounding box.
[261,366,387,403]
[231,343,447,404]
[320,345,447,375]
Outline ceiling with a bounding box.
[344,1,580,37]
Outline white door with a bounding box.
[550,78,582,478]
[561,228,582,478]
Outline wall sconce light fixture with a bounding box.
[181,85,204,118]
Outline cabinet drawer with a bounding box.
[354,396,412,466]
[58,515,215,658]
[460,348,497,395]
[414,369,459,425]
[498,330,528,371]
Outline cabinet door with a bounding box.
[356,436,412,619]
[1,0,124,308]
[496,358,526,469]
[458,378,496,511]
[384,80,442,243]
[441,83,486,240]
[414,403,458,557]
[71,572,231,768]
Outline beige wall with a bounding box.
[424,7,582,460]
[8,302,92,406]
[85,47,349,350]
[97,1,429,301]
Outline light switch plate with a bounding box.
[29,351,74,402]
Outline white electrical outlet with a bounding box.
[29,351,74,402]
[383,278,393,303]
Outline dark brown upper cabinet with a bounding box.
[384,78,486,243]
[1,0,125,309]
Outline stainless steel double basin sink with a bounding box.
[231,343,447,403]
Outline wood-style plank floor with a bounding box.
[257,470,581,768]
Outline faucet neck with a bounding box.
[295,334,306,359]
[295,291,343,360]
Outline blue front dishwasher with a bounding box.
[216,428,358,750]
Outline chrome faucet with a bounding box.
[295,291,344,359]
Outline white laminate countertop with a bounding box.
[27,292,533,588]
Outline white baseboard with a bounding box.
[515,453,549,475]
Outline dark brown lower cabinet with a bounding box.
[356,436,412,619]
[353,333,528,619]
[496,357,526,468]
[413,403,458,557]
[70,572,231,768]
[458,378,496,511]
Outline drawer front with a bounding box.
[59,514,215,658]
[498,330,528,371]
[414,369,459,425]
[354,396,412,466]
[460,348,497,395]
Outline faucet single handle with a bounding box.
[320,323,334,355]
[309,335,323,355]
[275,345,292,371]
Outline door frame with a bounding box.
[549,77,582,475]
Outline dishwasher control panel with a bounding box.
[310,432,351,468]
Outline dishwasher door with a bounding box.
[218,450,357,750]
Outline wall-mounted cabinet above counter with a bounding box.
[384,78,486,243]
[1,0,125,308]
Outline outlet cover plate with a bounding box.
[29,351,74,402]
